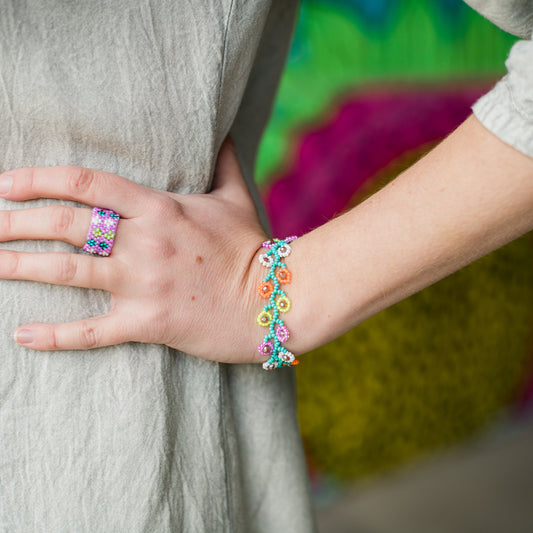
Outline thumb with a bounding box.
[211,136,255,208]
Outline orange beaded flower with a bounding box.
[257,280,274,299]
[275,268,291,284]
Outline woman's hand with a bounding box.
[0,138,269,364]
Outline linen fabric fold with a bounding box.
[0,2,316,532]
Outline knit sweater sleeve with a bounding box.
[471,33,533,159]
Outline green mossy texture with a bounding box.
[296,233,533,480]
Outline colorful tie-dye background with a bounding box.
[256,0,533,497]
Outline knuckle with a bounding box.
[47,327,59,350]
[0,210,13,235]
[26,168,36,194]
[142,269,169,294]
[144,236,177,260]
[107,263,129,289]
[141,306,168,340]
[79,321,98,349]
[57,255,78,283]
[51,206,75,236]
[4,250,20,277]
[153,195,184,221]
[139,263,177,301]
[66,166,95,196]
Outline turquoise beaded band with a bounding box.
[256,236,298,370]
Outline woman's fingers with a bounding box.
[0,250,117,291]
[0,165,155,218]
[0,206,92,246]
[14,312,136,351]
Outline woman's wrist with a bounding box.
[275,227,364,357]
[248,231,339,362]
[256,115,533,368]
[248,236,301,369]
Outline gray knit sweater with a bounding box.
[465,0,533,158]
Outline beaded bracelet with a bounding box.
[256,236,299,370]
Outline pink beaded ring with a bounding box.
[82,207,120,257]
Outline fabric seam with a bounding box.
[217,2,236,530]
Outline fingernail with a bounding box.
[0,175,13,195]
[15,329,34,345]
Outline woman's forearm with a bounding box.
[281,115,533,355]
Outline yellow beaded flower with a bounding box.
[257,310,273,327]
[276,296,291,313]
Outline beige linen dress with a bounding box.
[0,2,316,532]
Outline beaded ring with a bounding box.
[256,236,299,370]
[82,207,120,257]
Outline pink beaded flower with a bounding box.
[258,341,274,357]
[276,325,289,343]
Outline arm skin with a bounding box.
[262,115,533,357]
[3,114,532,363]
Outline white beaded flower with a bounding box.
[278,349,295,364]
[262,361,278,371]
[277,243,291,258]
[259,253,274,267]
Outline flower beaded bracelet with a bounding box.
[256,236,299,370]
